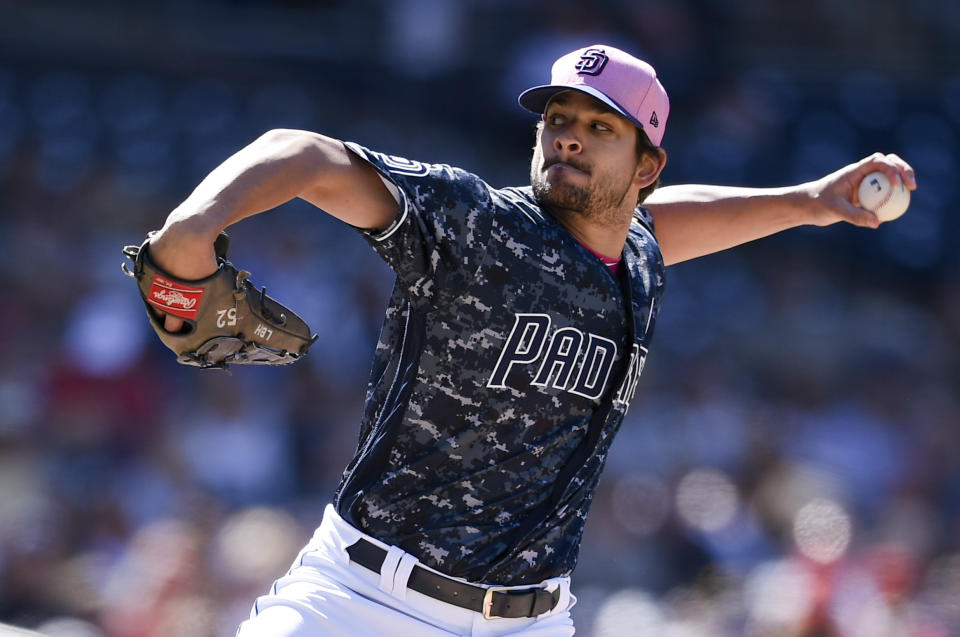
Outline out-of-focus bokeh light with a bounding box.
[593,589,663,636]
[62,288,149,376]
[833,593,895,637]
[676,468,738,533]
[745,559,815,631]
[34,617,104,637]
[212,507,304,586]
[793,497,852,564]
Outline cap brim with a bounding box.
[518,84,646,135]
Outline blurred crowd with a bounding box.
[1,1,959,636]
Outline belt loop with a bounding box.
[391,553,418,602]
[378,546,404,594]
[545,579,570,616]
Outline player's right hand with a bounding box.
[147,223,219,333]
[802,152,916,229]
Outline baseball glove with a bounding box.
[122,232,317,369]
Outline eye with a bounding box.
[545,112,567,126]
[591,121,613,132]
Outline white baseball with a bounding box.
[857,170,910,222]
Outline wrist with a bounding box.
[776,182,821,226]
[149,214,220,281]
[162,203,224,241]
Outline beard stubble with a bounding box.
[530,152,636,229]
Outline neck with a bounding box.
[549,207,631,259]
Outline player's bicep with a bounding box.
[297,137,399,231]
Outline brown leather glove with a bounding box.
[123,232,316,369]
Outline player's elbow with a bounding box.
[253,129,353,175]
[256,128,334,157]
[257,127,318,144]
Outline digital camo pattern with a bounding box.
[334,142,666,585]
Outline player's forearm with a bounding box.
[148,129,334,279]
[644,184,812,265]
[160,129,340,241]
[150,130,398,281]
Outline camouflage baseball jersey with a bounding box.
[334,142,666,586]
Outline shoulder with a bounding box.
[628,206,663,263]
[344,142,474,186]
[490,186,548,225]
[633,204,656,234]
[346,142,510,212]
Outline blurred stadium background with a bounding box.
[1,0,959,635]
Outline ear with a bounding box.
[633,147,667,189]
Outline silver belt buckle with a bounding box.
[482,586,511,619]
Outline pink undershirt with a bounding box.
[578,241,623,277]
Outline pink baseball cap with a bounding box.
[518,45,670,146]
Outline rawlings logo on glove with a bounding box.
[122,232,317,369]
[148,276,205,317]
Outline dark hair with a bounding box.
[635,128,663,205]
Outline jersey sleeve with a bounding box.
[344,142,495,307]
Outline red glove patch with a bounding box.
[146,274,205,319]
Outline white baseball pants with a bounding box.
[235,505,577,637]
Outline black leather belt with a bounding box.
[345,538,559,619]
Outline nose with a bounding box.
[553,129,582,154]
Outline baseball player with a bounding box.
[143,45,915,636]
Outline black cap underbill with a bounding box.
[518,84,649,140]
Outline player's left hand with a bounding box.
[122,232,318,369]
[801,152,916,228]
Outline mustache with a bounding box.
[543,157,591,174]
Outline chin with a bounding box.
[533,179,590,214]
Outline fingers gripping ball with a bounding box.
[122,232,317,369]
[857,171,910,222]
